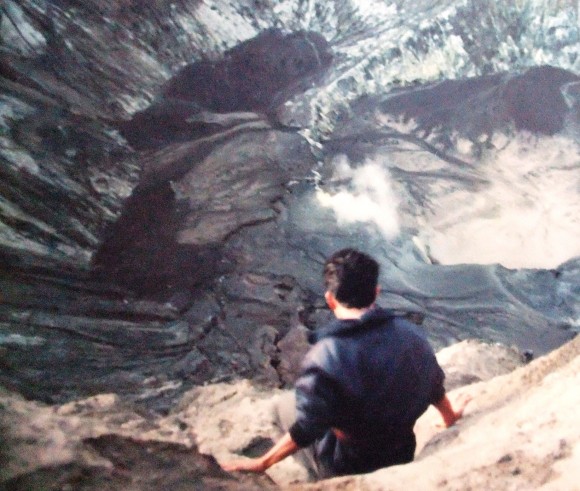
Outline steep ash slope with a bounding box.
[2,337,579,489]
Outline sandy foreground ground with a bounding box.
[1,336,579,490]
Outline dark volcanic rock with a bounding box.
[164,29,332,112]
[119,29,333,150]
[92,181,225,297]
[94,126,317,298]
[332,65,580,156]
[501,66,579,135]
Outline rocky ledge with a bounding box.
[2,337,579,490]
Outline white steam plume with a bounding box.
[316,134,580,270]
[316,155,401,239]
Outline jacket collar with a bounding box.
[308,307,395,344]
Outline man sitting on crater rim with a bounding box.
[222,247,470,479]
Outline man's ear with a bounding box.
[325,291,337,311]
[372,286,380,305]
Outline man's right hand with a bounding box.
[221,457,267,473]
[220,431,299,474]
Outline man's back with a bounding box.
[222,249,467,479]
[292,307,445,477]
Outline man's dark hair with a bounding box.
[323,248,379,308]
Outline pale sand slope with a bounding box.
[1,336,578,490]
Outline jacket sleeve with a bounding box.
[288,346,339,448]
[429,358,446,404]
[400,317,446,405]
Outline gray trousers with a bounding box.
[273,391,319,481]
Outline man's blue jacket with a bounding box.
[289,307,446,478]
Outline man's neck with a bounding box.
[333,304,373,320]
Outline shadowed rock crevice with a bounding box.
[3,434,275,491]
[92,182,227,299]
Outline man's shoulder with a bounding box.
[303,334,333,362]
[390,314,427,336]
